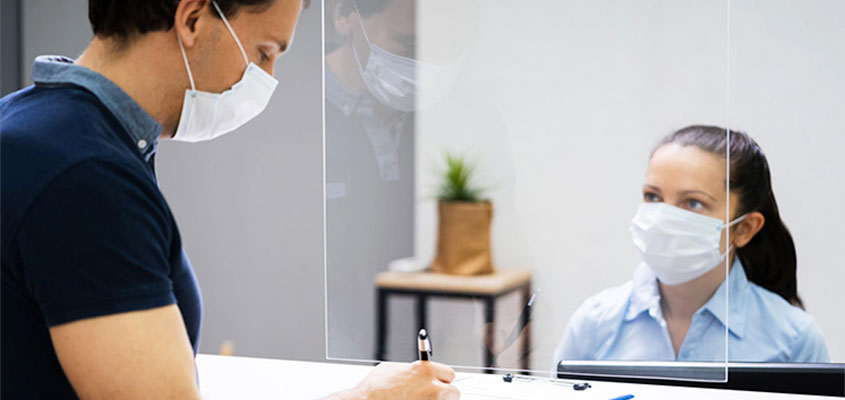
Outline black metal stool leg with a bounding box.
[520,284,532,371]
[375,289,387,361]
[483,296,496,373]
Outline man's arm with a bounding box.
[49,305,200,400]
[325,361,460,400]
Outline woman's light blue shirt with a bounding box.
[553,259,829,367]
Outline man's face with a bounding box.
[191,0,302,93]
[351,0,416,61]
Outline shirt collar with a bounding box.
[701,258,750,339]
[626,263,662,322]
[626,258,750,338]
[325,67,366,117]
[31,55,161,160]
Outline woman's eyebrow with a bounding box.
[643,184,662,193]
[679,189,717,202]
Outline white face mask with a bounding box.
[172,1,279,143]
[630,202,747,285]
[351,9,458,112]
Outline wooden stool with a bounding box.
[374,269,533,373]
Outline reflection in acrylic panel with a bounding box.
[324,0,843,381]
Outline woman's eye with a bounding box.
[687,199,705,210]
[259,51,270,62]
[644,192,660,202]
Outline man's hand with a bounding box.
[329,361,459,400]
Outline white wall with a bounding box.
[728,0,845,362]
[415,0,844,371]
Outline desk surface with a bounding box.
[195,354,839,399]
[375,269,532,295]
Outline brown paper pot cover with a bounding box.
[431,200,493,275]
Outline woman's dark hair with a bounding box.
[657,125,803,308]
[89,0,309,43]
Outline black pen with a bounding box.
[418,328,432,361]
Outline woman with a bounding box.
[553,125,829,365]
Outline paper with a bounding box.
[455,375,624,400]
[456,375,577,400]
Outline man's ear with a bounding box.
[734,211,765,248]
[174,0,212,48]
[332,0,357,36]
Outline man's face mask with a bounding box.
[630,202,747,285]
[172,1,279,143]
[351,6,460,112]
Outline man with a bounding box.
[0,0,459,398]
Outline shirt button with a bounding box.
[137,139,147,149]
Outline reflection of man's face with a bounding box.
[329,0,463,108]
[351,0,416,61]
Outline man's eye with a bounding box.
[259,51,270,62]
[644,192,661,202]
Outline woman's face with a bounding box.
[643,143,739,253]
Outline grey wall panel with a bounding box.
[1,0,22,95]
[21,0,91,86]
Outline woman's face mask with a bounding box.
[172,1,279,143]
[351,9,460,112]
[630,202,747,285]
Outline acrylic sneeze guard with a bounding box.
[324,0,733,382]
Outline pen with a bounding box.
[608,395,634,400]
[418,328,432,361]
[501,289,539,351]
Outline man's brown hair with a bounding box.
[88,0,309,42]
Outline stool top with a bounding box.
[375,269,532,295]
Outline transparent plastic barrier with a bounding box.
[325,0,734,382]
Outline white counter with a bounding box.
[195,354,837,399]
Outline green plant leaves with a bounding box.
[437,152,484,202]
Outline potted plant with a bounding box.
[431,153,493,275]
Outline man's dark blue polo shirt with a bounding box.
[0,56,202,398]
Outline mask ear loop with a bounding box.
[725,213,748,229]
[721,213,749,257]
[350,5,372,73]
[353,4,374,46]
[212,0,250,67]
[177,34,197,92]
